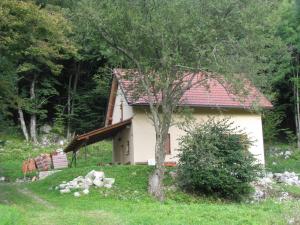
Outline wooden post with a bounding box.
[70,151,77,167]
[84,143,87,161]
[120,99,123,122]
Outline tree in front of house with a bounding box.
[74,0,287,200]
[0,0,76,142]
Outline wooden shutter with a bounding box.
[164,133,171,155]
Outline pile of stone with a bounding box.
[251,175,274,201]
[252,171,300,202]
[56,170,115,197]
[273,172,300,186]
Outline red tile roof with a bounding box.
[114,69,272,109]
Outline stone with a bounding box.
[147,159,156,166]
[93,179,104,187]
[266,172,273,179]
[74,192,81,197]
[93,171,105,179]
[59,183,68,189]
[39,170,61,180]
[40,124,52,134]
[60,188,71,194]
[278,192,290,202]
[0,176,5,182]
[84,177,93,186]
[253,190,265,201]
[103,178,115,185]
[85,170,96,180]
[83,189,89,195]
[104,184,112,188]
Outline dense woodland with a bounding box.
[0,0,300,146]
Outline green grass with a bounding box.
[265,144,300,174]
[0,169,297,225]
[0,137,300,224]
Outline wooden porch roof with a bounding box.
[64,118,132,153]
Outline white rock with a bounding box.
[93,171,105,179]
[59,183,67,189]
[85,170,96,180]
[84,177,93,186]
[74,192,81,197]
[60,188,71,194]
[103,178,115,185]
[253,190,264,201]
[82,189,89,195]
[93,179,104,187]
[266,172,273,179]
[104,184,112,189]
[0,176,5,182]
[69,184,80,190]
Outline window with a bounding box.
[164,133,171,155]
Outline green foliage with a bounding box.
[262,110,284,143]
[177,118,262,201]
[75,0,286,86]
[70,72,110,134]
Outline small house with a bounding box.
[65,69,272,165]
[105,70,272,165]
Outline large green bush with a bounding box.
[177,118,262,201]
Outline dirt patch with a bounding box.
[16,186,55,209]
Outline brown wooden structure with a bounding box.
[64,118,132,167]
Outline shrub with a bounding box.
[177,117,262,201]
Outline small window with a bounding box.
[164,134,171,155]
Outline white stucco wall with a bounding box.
[112,86,134,124]
[131,107,265,165]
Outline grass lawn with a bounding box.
[0,137,300,224]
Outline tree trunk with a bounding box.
[148,132,167,201]
[295,86,300,148]
[18,106,29,142]
[71,63,80,116]
[67,74,73,140]
[30,76,38,143]
[294,55,300,149]
[67,63,80,140]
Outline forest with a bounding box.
[0,0,299,147]
[1,1,300,224]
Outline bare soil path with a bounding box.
[16,185,55,209]
[0,183,55,209]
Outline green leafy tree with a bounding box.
[0,0,76,142]
[271,0,300,146]
[75,0,286,200]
